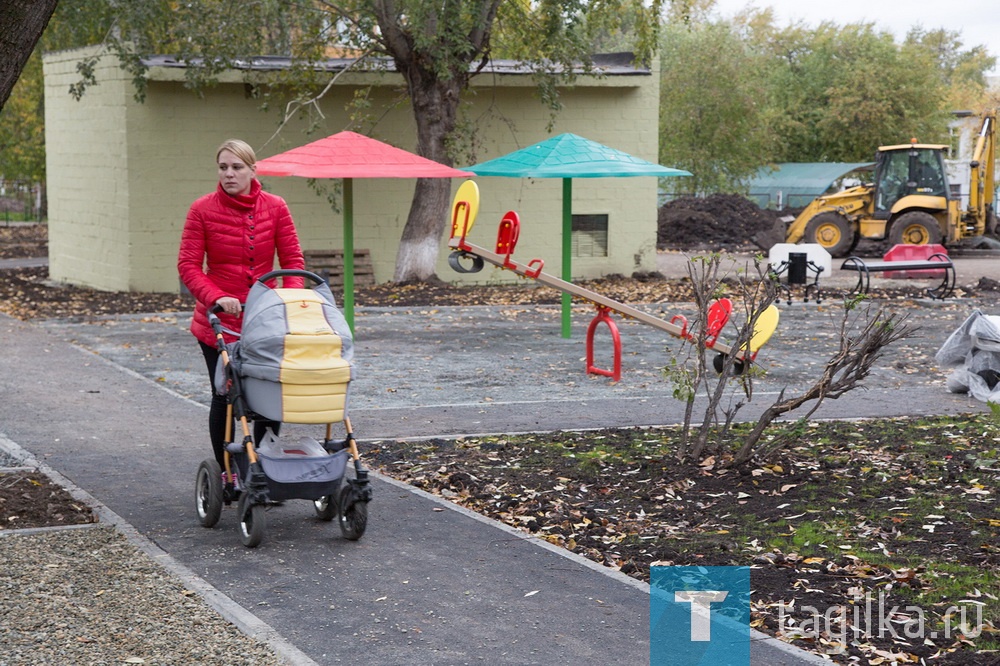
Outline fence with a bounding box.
[0,180,45,223]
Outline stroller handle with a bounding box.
[209,302,246,314]
[207,302,245,328]
[258,269,327,286]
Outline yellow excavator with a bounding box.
[785,108,997,256]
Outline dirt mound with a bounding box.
[657,194,786,251]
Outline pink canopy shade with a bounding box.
[253,131,471,334]
[255,131,473,179]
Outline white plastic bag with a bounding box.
[935,309,1000,403]
[256,429,327,458]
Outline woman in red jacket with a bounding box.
[178,138,305,469]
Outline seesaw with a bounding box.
[447,180,778,380]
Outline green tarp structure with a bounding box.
[747,162,873,210]
[465,133,690,337]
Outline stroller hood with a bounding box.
[236,279,354,423]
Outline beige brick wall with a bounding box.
[43,47,664,293]
[43,47,132,291]
[455,77,663,286]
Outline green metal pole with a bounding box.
[561,178,572,338]
[343,177,355,333]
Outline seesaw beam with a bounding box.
[448,237,736,356]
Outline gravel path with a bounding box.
[0,432,295,666]
[0,526,285,665]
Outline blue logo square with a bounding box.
[650,566,750,666]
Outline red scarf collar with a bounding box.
[216,178,261,211]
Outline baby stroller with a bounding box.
[194,269,372,548]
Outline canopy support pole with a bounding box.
[343,177,355,333]
[561,177,573,339]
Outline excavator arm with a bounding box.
[967,108,997,235]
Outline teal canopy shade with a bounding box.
[464,133,691,179]
[464,134,690,338]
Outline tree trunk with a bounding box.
[392,73,464,283]
[394,177,454,282]
[0,0,58,111]
[372,0,499,282]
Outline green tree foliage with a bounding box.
[764,22,951,162]
[904,27,998,111]
[0,0,114,185]
[11,1,999,261]
[658,20,777,195]
[657,6,996,195]
[0,55,45,184]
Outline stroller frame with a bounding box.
[194,269,372,548]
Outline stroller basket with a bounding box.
[258,447,349,502]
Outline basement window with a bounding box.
[572,214,609,257]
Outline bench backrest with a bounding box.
[768,243,832,275]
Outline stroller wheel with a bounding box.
[337,484,368,541]
[314,494,337,522]
[237,493,266,548]
[195,460,223,528]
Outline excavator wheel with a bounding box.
[804,212,857,257]
[888,211,942,247]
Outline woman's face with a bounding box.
[217,149,255,196]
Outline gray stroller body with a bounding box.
[194,269,372,547]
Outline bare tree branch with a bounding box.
[730,301,916,466]
[258,53,371,152]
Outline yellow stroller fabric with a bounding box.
[236,281,353,424]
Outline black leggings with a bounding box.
[199,341,280,467]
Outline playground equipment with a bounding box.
[447,181,779,380]
[767,243,831,304]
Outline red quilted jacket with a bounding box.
[178,179,305,346]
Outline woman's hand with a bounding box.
[215,296,241,316]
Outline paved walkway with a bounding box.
[0,256,47,269]
[4,250,999,664]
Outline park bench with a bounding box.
[840,244,955,299]
[303,249,375,289]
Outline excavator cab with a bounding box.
[872,145,949,216]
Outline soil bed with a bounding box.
[367,419,1000,664]
[0,471,96,530]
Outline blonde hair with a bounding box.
[216,139,256,166]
